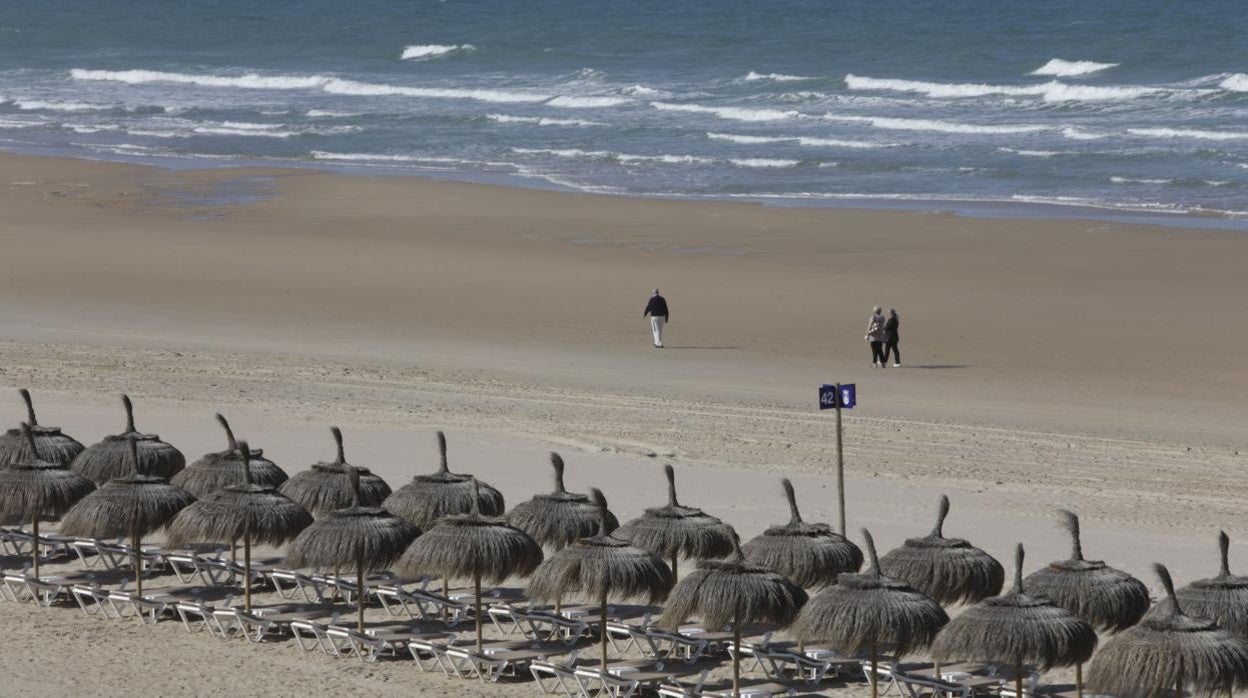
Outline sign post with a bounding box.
[819,383,855,536]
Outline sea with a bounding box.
[3,0,1248,228]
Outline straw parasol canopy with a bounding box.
[878,494,1004,605]
[792,529,949,698]
[528,488,673,670]
[71,395,185,484]
[395,477,543,651]
[1025,509,1150,632]
[279,426,391,516]
[0,423,96,578]
[1087,563,1248,698]
[614,463,735,584]
[0,389,85,466]
[382,431,505,529]
[658,533,807,697]
[167,441,313,612]
[1153,531,1248,644]
[287,465,420,632]
[508,452,618,550]
[933,544,1098,698]
[60,436,196,595]
[172,413,288,497]
[741,478,862,589]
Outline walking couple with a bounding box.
[865,306,900,368]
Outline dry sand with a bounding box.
[1,152,1246,696]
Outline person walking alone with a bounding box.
[644,289,669,348]
[865,306,887,367]
[883,308,901,367]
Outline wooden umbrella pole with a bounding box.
[870,640,878,698]
[1075,662,1083,698]
[356,559,366,634]
[671,554,678,585]
[732,609,742,698]
[30,516,39,579]
[133,531,143,596]
[600,592,609,671]
[475,573,483,652]
[243,527,252,613]
[1015,661,1022,698]
[442,578,449,621]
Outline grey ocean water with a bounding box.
[3,1,1248,227]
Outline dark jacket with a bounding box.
[644,295,669,319]
[884,314,899,342]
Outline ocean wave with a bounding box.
[706,132,889,148]
[487,114,604,127]
[10,98,111,112]
[512,147,714,165]
[621,84,665,97]
[996,147,1073,157]
[309,151,518,170]
[845,73,1167,102]
[1060,127,1106,140]
[651,101,800,122]
[545,95,631,108]
[400,44,475,60]
[728,157,800,168]
[322,78,551,103]
[1128,127,1248,141]
[193,125,295,138]
[1220,73,1248,92]
[63,123,123,134]
[1109,176,1173,184]
[743,71,815,82]
[1029,59,1119,77]
[824,113,1047,134]
[72,68,331,90]
[0,117,43,129]
[306,109,359,118]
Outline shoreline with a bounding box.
[4,142,1247,233]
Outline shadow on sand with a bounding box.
[661,346,741,350]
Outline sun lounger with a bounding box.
[408,636,457,675]
[605,612,655,655]
[69,584,116,617]
[376,585,471,625]
[530,649,582,696]
[747,643,860,686]
[574,663,677,697]
[2,573,75,606]
[489,604,590,645]
[641,627,711,663]
[657,669,711,697]
[700,681,796,697]
[175,598,236,635]
[290,620,335,654]
[444,645,552,681]
[267,569,326,603]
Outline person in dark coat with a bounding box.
[643,289,669,348]
[883,308,901,367]
[865,306,887,367]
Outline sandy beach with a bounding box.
[2,151,1247,696]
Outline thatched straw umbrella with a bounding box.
[792,529,949,698]
[287,465,419,633]
[1087,563,1248,697]
[0,423,95,578]
[741,478,862,589]
[508,452,618,551]
[528,488,673,670]
[878,494,1004,605]
[1025,509,1150,632]
[382,431,504,529]
[280,426,391,516]
[172,413,287,497]
[167,441,312,612]
[60,436,196,595]
[395,477,543,651]
[71,395,185,484]
[933,544,1098,698]
[0,389,84,465]
[658,533,806,697]
[1160,531,1248,644]
[615,464,735,584]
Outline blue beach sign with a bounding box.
[819,383,856,410]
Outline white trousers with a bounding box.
[649,316,665,346]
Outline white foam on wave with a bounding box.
[193,125,295,138]
[743,71,815,82]
[306,109,359,118]
[996,147,1073,158]
[1060,127,1106,140]
[651,102,800,122]
[400,44,475,60]
[11,98,110,112]
[323,78,551,103]
[824,113,1047,135]
[706,132,889,148]
[622,85,665,97]
[728,158,800,168]
[1220,74,1248,92]
[845,73,1166,102]
[545,95,631,108]
[0,117,44,129]
[1029,59,1119,78]
[1128,127,1248,141]
[1109,176,1173,185]
[512,147,715,165]
[487,114,604,127]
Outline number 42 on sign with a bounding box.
[819,383,856,410]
